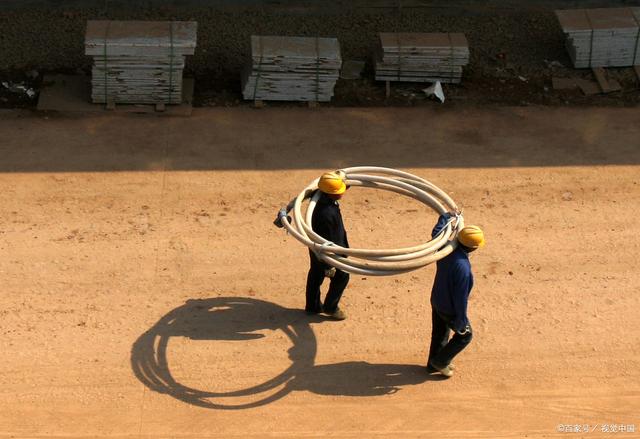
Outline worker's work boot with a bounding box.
[325,307,347,320]
[427,363,454,373]
[305,305,324,315]
[429,361,454,378]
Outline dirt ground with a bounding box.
[0,106,639,437]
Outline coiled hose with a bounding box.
[276,166,464,276]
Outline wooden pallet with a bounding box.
[591,67,622,93]
[252,99,319,108]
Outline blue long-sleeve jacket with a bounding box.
[430,214,474,332]
[312,192,349,249]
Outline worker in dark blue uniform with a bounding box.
[305,171,350,320]
[427,213,485,378]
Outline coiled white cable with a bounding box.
[276,166,464,276]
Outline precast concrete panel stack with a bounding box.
[556,8,640,68]
[242,35,342,102]
[375,33,469,84]
[85,20,197,104]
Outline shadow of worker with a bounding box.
[131,297,436,410]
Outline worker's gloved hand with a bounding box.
[324,267,336,278]
[273,208,291,228]
[274,215,292,228]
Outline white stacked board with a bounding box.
[85,20,197,104]
[556,8,640,68]
[632,8,640,64]
[242,35,342,102]
[375,33,469,84]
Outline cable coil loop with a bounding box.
[277,166,464,276]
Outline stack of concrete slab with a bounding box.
[242,35,342,102]
[636,8,640,64]
[556,8,640,68]
[85,20,197,104]
[375,33,469,84]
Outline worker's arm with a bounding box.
[273,209,292,228]
[274,190,317,228]
[273,197,297,228]
[284,197,296,213]
[451,262,472,333]
[431,212,453,238]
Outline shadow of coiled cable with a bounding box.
[131,297,317,409]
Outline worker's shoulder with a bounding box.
[450,251,471,270]
[312,201,337,220]
[316,199,339,213]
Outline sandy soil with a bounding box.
[0,107,639,438]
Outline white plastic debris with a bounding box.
[2,81,36,98]
[423,81,445,103]
[544,59,565,69]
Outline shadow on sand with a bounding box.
[131,296,443,410]
[3,107,640,172]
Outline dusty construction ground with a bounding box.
[0,107,639,437]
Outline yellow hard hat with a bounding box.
[458,225,485,249]
[318,171,346,195]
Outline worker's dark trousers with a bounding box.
[305,251,349,313]
[428,308,473,368]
